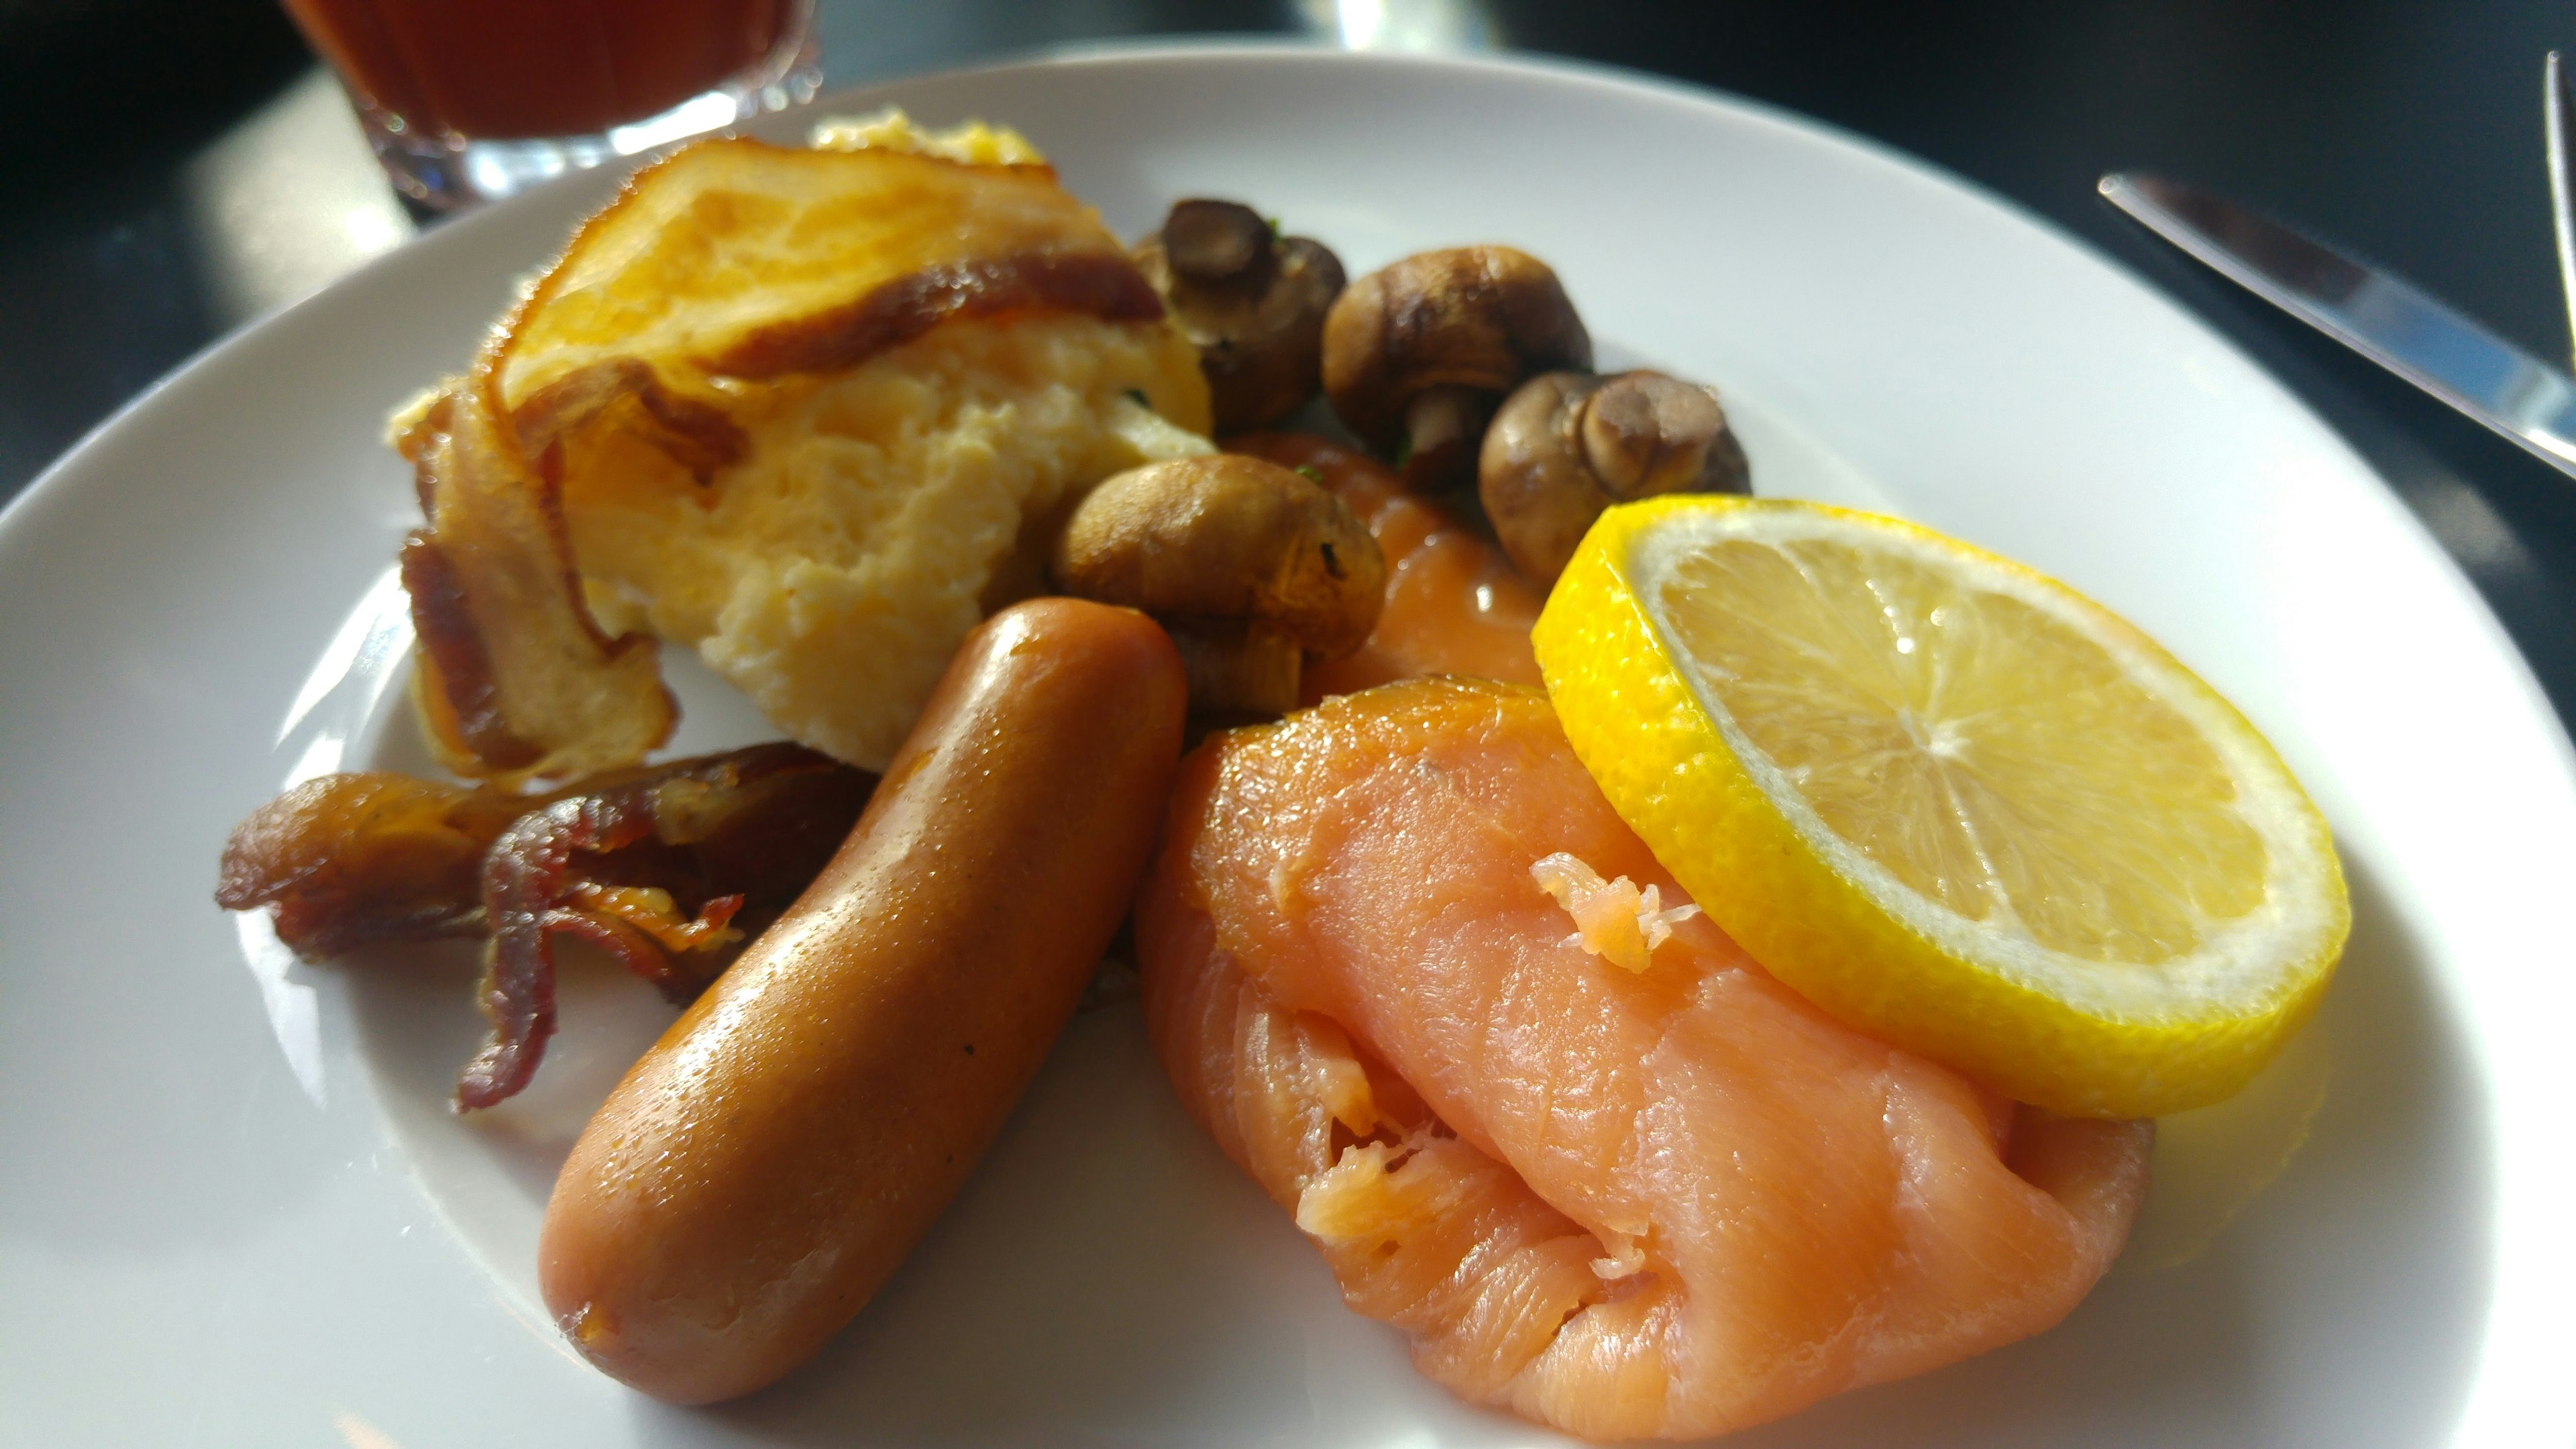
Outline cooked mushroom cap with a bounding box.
[1051,453,1387,659]
[1479,370,1751,582]
[1578,372,1747,498]
[1134,200,1348,433]
[1321,246,1592,490]
[1161,199,1274,287]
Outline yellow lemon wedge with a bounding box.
[1533,496,2348,1117]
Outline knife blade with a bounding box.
[2545,50,2576,370]
[2099,170,2576,480]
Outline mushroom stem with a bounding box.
[1166,619,1302,716]
[1400,386,1491,490]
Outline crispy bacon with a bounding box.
[215,743,875,1109]
[457,741,873,1110]
[488,139,1162,407]
[400,528,542,771]
[708,250,1165,379]
[402,374,678,781]
[511,356,747,482]
[217,770,535,957]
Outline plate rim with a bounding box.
[5,40,2569,1446]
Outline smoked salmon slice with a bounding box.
[1224,433,1544,698]
[1138,677,2152,1442]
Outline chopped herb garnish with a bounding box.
[1294,464,1326,484]
[1122,388,1150,408]
[1391,434,1413,469]
[1267,215,1283,238]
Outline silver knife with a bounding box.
[2099,170,2576,480]
[2544,50,2576,369]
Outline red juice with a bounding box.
[282,0,800,140]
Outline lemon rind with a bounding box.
[1535,495,2350,1117]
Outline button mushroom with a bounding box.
[1478,369,1752,582]
[1321,246,1593,492]
[1132,199,1348,433]
[1051,454,1386,714]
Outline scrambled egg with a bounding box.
[808,108,1048,166]
[563,315,1208,771]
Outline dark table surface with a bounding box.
[10,0,2576,730]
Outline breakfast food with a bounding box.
[1132,198,1347,431]
[1536,496,2351,1116]
[217,744,872,1105]
[1050,453,1386,712]
[1479,368,1751,582]
[456,745,873,1108]
[1322,246,1592,490]
[1224,433,1548,695]
[203,100,2356,1439]
[220,771,547,958]
[400,115,1212,781]
[540,598,1187,1403]
[1138,678,2151,1441]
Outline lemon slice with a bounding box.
[1533,496,2347,1117]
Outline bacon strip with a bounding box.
[488,139,1169,409]
[462,789,676,1109]
[216,770,532,957]
[400,530,541,771]
[215,743,875,1109]
[707,250,1166,378]
[511,356,747,482]
[454,741,873,1109]
[402,373,677,781]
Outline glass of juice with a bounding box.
[279,0,821,213]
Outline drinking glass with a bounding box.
[280,0,821,212]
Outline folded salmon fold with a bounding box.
[1137,677,2151,1442]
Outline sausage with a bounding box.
[537,598,1188,1403]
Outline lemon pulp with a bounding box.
[1535,496,2347,1116]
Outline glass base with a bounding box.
[352,29,822,215]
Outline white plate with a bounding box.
[3,44,2568,1448]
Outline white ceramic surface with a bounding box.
[3,44,2569,1448]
